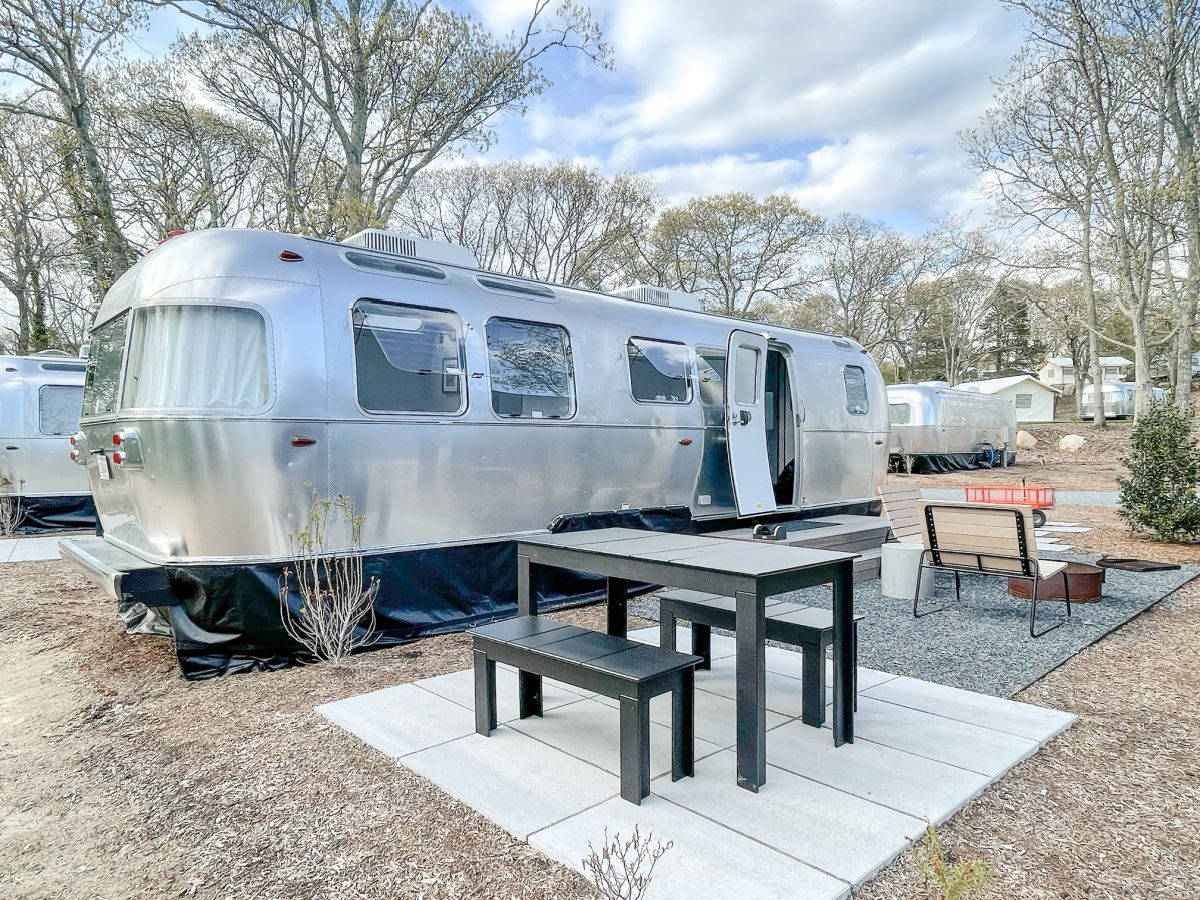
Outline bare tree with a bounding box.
[160,0,610,235]
[634,192,822,316]
[0,0,141,292]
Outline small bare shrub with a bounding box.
[0,476,25,537]
[911,824,994,900]
[279,488,380,666]
[583,826,672,900]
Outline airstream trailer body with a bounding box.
[0,351,96,530]
[60,228,888,675]
[887,382,1017,472]
[1079,380,1167,419]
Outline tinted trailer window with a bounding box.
[353,300,466,414]
[82,312,129,416]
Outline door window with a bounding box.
[485,318,574,418]
[734,346,760,405]
[353,299,466,414]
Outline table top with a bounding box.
[519,527,854,577]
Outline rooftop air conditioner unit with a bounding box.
[343,229,478,268]
[609,284,703,312]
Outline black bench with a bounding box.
[657,589,862,728]
[469,615,701,805]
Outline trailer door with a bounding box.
[725,330,777,516]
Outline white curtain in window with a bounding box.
[39,385,84,435]
[123,305,268,410]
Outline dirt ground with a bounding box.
[2,505,1198,899]
[898,421,1133,492]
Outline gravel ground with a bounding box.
[631,559,1196,697]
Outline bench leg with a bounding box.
[607,577,629,638]
[691,623,712,670]
[519,671,543,719]
[620,695,651,804]
[852,622,859,712]
[659,605,678,652]
[672,669,695,781]
[474,649,497,735]
[801,640,826,728]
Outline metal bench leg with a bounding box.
[474,649,497,735]
[659,604,678,652]
[912,554,945,618]
[1029,574,1067,638]
[852,621,858,712]
[620,694,651,804]
[691,622,712,670]
[519,671,543,718]
[672,669,695,781]
[801,640,826,727]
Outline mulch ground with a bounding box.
[3,516,1199,898]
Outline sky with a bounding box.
[139,0,1029,232]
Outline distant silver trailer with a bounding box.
[0,351,96,530]
[887,382,1017,473]
[59,226,889,676]
[1079,380,1167,419]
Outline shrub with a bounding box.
[911,825,994,900]
[583,826,672,900]
[0,476,25,537]
[1118,402,1200,543]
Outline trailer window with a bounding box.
[122,305,269,411]
[843,366,869,415]
[697,352,725,406]
[627,338,691,404]
[82,312,129,416]
[888,403,911,425]
[353,299,466,414]
[485,318,574,419]
[39,385,84,435]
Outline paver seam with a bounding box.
[855,688,1078,741]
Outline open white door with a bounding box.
[725,329,777,517]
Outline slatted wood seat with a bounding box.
[657,589,862,727]
[469,615,700,804]
[914,501,1071,637]
[879,483,924,543]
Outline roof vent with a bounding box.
[342,229,478,268]
[609,284,702,312]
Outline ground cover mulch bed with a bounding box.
[631,557,1196,698]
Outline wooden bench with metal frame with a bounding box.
[470,614,700,805]
[879,483,925,544]
[913,501,1071,637]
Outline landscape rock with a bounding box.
[1016,430,1038,450]
[1058,434,1087,452]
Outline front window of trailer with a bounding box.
[353,299,466,414]
[121,305,269,410]
[82,312,129,416]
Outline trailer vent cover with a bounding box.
[342,229,478,267]
[609,284,702,311]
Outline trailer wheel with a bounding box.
[1032,509,1047,528]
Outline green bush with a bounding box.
[1118,402,1200,542]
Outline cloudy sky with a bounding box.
[463,0,1029,230]
[143,0,1029,232]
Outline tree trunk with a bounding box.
[1081,201,1107,428]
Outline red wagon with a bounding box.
[964,481,1056,527]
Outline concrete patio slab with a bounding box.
[861,675,1076,741]
[833,695,1040,776]
[315,683,474,758]
[321,653,1075,898]
[655,750,925,884]
[765,719,994,823]
[403,727,620,841]
[628,624,736,660]
[532,793,849,900]
[0,536,61,563]
[508,697,724,779]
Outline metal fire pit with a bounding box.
[1009,562,1104,602]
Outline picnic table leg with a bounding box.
[607,576,629,638]
[832,558,855,746]
[734,589,766,791]
[516,550,543,717]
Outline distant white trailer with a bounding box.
[1079,381,1168,419]
[0,351,96,530]
[887,382,1017,473]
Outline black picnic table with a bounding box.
[515,527,857,792]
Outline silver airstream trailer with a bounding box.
[1079,380,1167,419]
[60,227,888,676]
[0,351,96,530]
[887,382,1017,473]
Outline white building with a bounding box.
[1037,355,1133,390]
[957,374,1059,423]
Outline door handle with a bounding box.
[737,410,752,426]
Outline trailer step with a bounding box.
[59,537,164,602]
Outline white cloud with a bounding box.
[469,0,1027,223]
